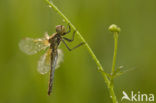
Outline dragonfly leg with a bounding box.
[63,31,76,42]
[62,39,85,51]
[63,23,71,35]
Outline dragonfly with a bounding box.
[19,24,84,95]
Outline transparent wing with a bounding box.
[56,49,64,69]
[19,37,50,55]
[37,49,63,75]
[38,49,51,74]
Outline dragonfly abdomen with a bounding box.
[48,48,58,95]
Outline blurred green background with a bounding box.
[0,0,156,103]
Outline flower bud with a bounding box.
[109,24,121,33]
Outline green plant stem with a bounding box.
[109,87,118,103]
[109,32,119,103]
[112,32,118,74]
[45,0,118,103]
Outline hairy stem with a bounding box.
[45,0,118,103]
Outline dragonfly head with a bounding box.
[56,25,65,35]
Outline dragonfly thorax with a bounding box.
[49,33,62,49]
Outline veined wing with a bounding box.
[37,49,63,75]
[56,49,64,69]
[19,37,50,55]
[38,48,51,74]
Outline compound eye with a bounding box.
[61,26,65,33]
[56,25,62,33]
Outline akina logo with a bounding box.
[121,91,154,102]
